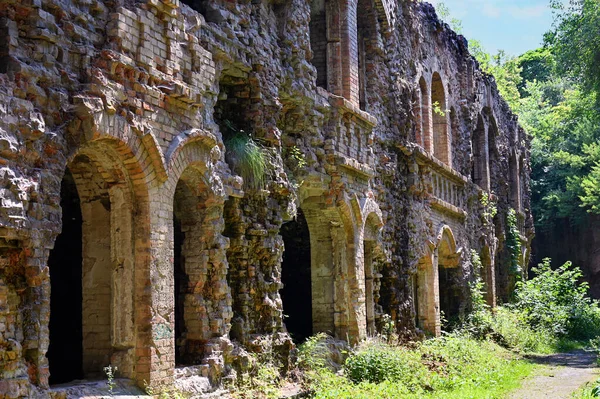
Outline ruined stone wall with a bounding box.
[0,0,532,396]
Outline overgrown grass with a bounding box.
[572,378,600,399]
[301,333,535,399]
[224,129,268,191]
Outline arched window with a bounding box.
[357,0,375,110]
[431,72,451,166]
[471,114,489,190]
[310,0,328,90]
[416,77,430,148]
[509,151,520,211]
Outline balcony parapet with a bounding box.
[399,144,468,219]
[320,93,377,179]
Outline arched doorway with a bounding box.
[280,208,312,343]
[172,167,213,365]
[47,146,142,384]
[47,169,83,384]
[437,228,461,329]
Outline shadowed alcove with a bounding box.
[280,208,312,343]
[47,169,83,385]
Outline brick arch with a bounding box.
[431,72,451,166]
[508,148,521,211]
[68,110,167,183]
[165,135,225,201]
[171,161,231,366]
[472,112,489,190]
[436,224,460,266]
[360,196,384,240]
[49,135,153,385]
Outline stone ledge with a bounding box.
[411,145,468,185]
[327,94,378,127]
[334,152,375,178]
[430,197,467,220]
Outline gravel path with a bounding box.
[507,350,599,399]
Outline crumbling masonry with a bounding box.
[0,0,534,396]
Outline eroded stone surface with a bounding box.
[0,0,533,397]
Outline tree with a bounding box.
[516,48,556,97]
[551,0,600,102]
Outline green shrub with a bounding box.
[344,341,427,389]
[297,333,336,371]
[489,307,555,353]
[513,258,600,340]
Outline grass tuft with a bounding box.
[223,124,268,191]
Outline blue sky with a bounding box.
[428,0,555,56]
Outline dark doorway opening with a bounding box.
[48,169,83,385]
[280,209,312,343]
[438,266,461,329]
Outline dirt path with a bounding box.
[506,350,599,399]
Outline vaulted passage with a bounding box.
[438,229,461,329]
[280,209,312,343]
[173,171,210,365]
[438,266,461,327]
[47,148,142,384]
[48,170,83,385]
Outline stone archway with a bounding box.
[280,208,313,343]
[166,137,232,375]
[48,140,150,384]
[437,226,462,328]
[413,226,463,336]
[362,200,384,336]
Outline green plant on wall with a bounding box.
[286,145,307,170]
[506,208,522,277]
[432,100,447,117]
[223,120,268,191]
[480,191,498,221]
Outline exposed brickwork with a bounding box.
[0,0,533,397]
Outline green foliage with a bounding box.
[297,333,334,371]
[517,75,600,227]
[572,378,600,398]
[344,342,426,387]
[516,48,556,96]
[433,1,463,34]
[223,121,269,191]
[286,145,307,170]
[309,335,534,399]
[480,191,498,220]
[512,258,600,340]
[488,307,556,353]
[551,0,600,104]
[469,40,523,109]
[231,362,281,399]
[506,208,522,277]
[103,365,118,397]
[432,101,446,117]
